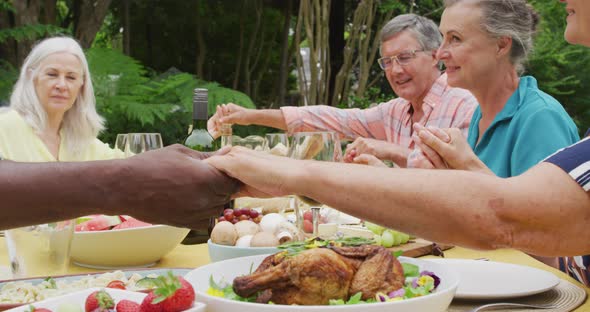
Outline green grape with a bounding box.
[365,221,385,235]
[381,230,394,248]
[373,234,382,246]
[390,230,402,246]
[399,232,410,244]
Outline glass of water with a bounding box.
[4,220,75,278]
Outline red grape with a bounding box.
[231,218,239,224]
[249,210,259,218]
[238,214,249,221]
[223,211,234,222]
[223,208,233,215]
[253,216,262,224]
[234,209,243,217]
[218,216,226,222]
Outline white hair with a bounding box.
[9,36,104,156]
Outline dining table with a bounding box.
[0,238,588,311]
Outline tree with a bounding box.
[294,0,331,106]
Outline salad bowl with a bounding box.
[184,254,459,312]
[70,225,189,269]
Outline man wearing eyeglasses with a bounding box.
[208,14,477,168]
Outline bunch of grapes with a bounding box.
[365,222,410,248]
[218,208,262,224]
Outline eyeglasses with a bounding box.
[377,49,426,70]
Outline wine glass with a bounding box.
[264,133,290,156]
[288,131,339,236]
[125,133,163,156]
[115,133,128,154]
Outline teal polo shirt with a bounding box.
[467,76,579,178]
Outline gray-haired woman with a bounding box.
[0,36,124,161]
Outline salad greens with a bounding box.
[277,237,375,256]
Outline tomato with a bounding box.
[106,280,126,290]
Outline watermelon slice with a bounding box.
[112,217,152,230]
[75,215,123,231]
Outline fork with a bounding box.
[469,302,558,312]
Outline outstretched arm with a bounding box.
[207,147,590,256]
[1,145,239,230]
[208,103,286,138]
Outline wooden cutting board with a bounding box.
[389,238,453,258]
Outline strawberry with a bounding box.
[139,292,163,312]
[116,300,140,312]
[107,280,126,290]
[85,289,115,312]
[140,272,195,312]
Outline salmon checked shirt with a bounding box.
[280,73,477,152]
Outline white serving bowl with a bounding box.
[184,254,459,312]
[207,239,280,262]
[70,225,189,269]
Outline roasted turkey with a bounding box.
[232,245,405,305]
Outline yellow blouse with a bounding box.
[0,109,125,162]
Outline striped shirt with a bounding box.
[545,136,590,286]
[281,73,477,152]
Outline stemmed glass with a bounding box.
[115,133,128,154]
[288,131,339,236]
[264,133,290,156]
[125,133,163,156]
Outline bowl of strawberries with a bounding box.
[70,215,189,269]
[4,272,205,312]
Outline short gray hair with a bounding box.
[9,36,104,156]
[380,14,442,52]
[444,0,540,74]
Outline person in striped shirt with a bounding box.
[208,14,477,168]
[205,0,590,287]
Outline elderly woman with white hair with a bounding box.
[0,36,123,161]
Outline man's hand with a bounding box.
[344,138,391,162]
[117,145,240,229]
[207,103,250,138]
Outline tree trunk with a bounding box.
[232,0,246,90]
[41,0,57,25]
[0,9,17,66]
[74,0,113,48]
[328,0,344,106]
[274,0,293,108]
[122,0,131,55]
[243,0,263,97]
[195,1,206,78]
[13,0,41,66]
[295,0,330,106]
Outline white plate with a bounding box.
[4,287,206,312]
[428,259,559,299]
[184,254,459,312]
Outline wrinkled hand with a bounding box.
[352,153,388,168]
[205,146,303,198]
[344,138,392,163]
[413,124,492,174]
[120,144,239,229]
[207,103,249,138]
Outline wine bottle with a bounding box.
[184,88,215,151]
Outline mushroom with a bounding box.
[210,221,238,246]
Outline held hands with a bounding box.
[205,146,302,199]
[207,103,250,138]
[351,154,389,168]
[121,145,239,229]
[410,124,493,174]
[344,137,392,163]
